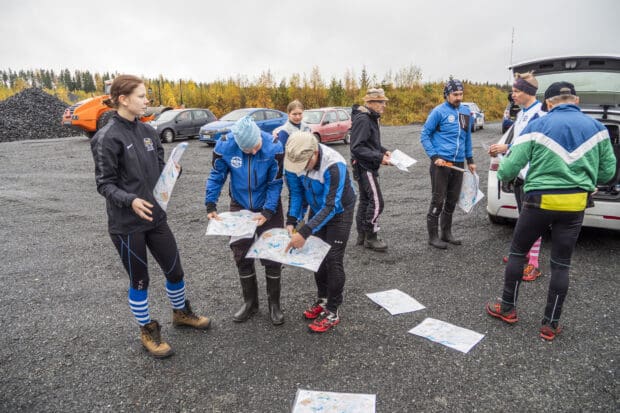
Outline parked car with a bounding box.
[302,107,352,144]
[198,108,287,145]
[149,108,216,143]
[461,102,485,132]
[487,55,620,230]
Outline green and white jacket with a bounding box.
[498,104,616,211]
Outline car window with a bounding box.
[337,110,349,121]
[221,109,252,121]
[251,111,266,121]
[303,111,323,124]
[263,110,278,120]
[326,111,338,123]
[192,110,207,120]
[178,111,191,121]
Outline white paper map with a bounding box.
[245,228,330,272]
[389,149,417,172]
[409,317,485,354]
[366,289,426,315]
[292,389,376,413]
[205,210,260,237]
[153,142,187,211]
[458,171,485,213]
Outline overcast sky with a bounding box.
[2,0,618,86]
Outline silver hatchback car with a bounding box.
[487,55,620,230]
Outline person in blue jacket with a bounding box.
[205,116,285,325]
[284,131,356,333]
[420,79,476,249]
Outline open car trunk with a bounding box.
[510,55,620,202]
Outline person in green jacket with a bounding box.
[485,81,617,341]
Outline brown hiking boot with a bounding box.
[140,320,173,358]
[173,299,211,330]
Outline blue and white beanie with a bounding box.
[231,116,261,150]
[443,79,464,98]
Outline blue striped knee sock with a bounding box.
[128,288,150,326]
[166,280,186,310]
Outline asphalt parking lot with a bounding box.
[0,122,617,412]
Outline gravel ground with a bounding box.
[0,123,617,412]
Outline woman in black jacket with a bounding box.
[90,74,210,358]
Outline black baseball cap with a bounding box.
[544,81,577,100]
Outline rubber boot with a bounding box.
[140,320,173,358]
[266,269,284,325]
[440,211,462,245]
[356,231,366,246]
[427,214,448,249]
[233,273,259,322]
[364,231,388,251]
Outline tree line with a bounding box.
[0,66,510,125]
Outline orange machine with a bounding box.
[62,80,169,138]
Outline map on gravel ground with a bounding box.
[153,142,188,211]
[292,389,376,413]
[245,228,330,272]
[366,289,426,315]
[389,149,417,172]
[205,210,260,238]
[409,318,485,354]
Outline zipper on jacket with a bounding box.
[454,106,460,162]
[247,154,253,209]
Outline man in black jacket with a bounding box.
[350,88,391,251]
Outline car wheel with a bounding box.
[343,130,351,144]
[313,133,321,143]
[162,129,175,143]
[96,110,115,131]
[480,124,484,130]
[488,213,509,225]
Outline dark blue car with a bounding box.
[198,108,287,145]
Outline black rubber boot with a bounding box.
[440,211,462,245]
[265,269,284,326]
[233,273,259,322]
[364,231,388,251]
[427,214,448,249]
[355,231,366,246]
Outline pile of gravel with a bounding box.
[0,88,81,143]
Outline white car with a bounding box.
[462,102,485,132]
[487,55,620,231]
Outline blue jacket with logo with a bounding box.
[205,131,284,219]
[285,144,356,238]
[420,101,474,163]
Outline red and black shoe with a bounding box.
[485,300,518,324]
[303,298,327,320]
[308,311,340,333]
[540,322,562,341]
[522,264,542,282]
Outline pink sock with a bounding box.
[528,237,542,268]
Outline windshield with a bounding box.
[535,72,620,106]
[155,111,179,122]
[303,111,323,124]
[221,109,253,121]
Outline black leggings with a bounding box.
[110,221,184,291]
[313,207,354,312]
[502,205,584,323]
[428,162,464,217]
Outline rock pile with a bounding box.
[0,88,81,143]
